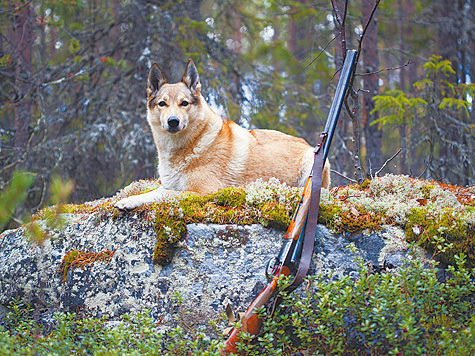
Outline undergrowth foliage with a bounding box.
[249,253,475,355]
[1,254,474,355]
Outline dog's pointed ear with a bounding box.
[182,59,201,95]
[147,63,167,97]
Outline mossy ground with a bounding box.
[145,182,300,264]
[32,175,475,267]
[319,174,475,268]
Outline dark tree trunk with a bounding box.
[331,0,352,182]
[436,0,460,83]
[361,0,382,175]
[397,0,408,175]
[288,0,311,63]
[435,0,473,184]
[288,0,323,143]
[332,0,346,72]
[12,4,33,151]
[231,3,242,55]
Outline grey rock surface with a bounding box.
[0,211,427,329]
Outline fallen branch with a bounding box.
[331,169,357,183]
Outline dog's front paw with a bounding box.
[114,195,147,211]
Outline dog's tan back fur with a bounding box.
[115,59,330,210]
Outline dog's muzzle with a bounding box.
[167,116,181,133]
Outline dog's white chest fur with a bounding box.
[158,158,187,191]
[156,113,224,191]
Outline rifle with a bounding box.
[221,49,358,355]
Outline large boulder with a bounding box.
[0,213,421,330]
[6,174,469,330]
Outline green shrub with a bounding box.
[246,253,475,355]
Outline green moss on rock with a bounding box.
[146,180,300,264]
[405,207,475,268]
[27,175,475,268]
[320,174,475,268]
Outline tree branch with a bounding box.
[0,1,33,14]
[357,59,414,76]
[39,60,101,87]
[330,0,343,27]
[306,33,340,68]
[357,0,381,53]
[330,0,349,62]
[374,148,402,177]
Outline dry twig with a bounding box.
[374,148,402,177]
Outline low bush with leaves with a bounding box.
[1,253,474,355]
[243,253,475,355]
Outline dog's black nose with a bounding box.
[167,117,180,131]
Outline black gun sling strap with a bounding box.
[286,132,327,293]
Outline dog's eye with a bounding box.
[158,101,167,107]
[180,101,189,107]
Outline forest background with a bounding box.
[1,0,474,230]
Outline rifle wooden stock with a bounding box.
[221,266,290,355]
[289,178,311,241]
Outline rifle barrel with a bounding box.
[322,49,358,163]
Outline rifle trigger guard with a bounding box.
[265,257,278,281]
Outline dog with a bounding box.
[114,59,330,210]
